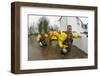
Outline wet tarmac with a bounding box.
[28,35,87,61]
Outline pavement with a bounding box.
[28,35,87,61]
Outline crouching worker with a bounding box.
[58,25,81,55]
[37,33,48,47]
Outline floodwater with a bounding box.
[28,35,87,61]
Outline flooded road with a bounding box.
[28,35,87,61]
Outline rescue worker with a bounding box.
[37,33,48,47]
[58,25,80,55]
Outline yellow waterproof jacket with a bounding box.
[37,34,48,41]
[37,34,41,41]
[58,32,79,48]
[37,31,79,48]
[49,31,60,40]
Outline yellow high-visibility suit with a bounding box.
[58,32,79,48]
[37,31,79,48]
[49,31,60,40]
[37,33,48,41]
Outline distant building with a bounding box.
[59,16,88,37]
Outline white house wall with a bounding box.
[73,37,88,54]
